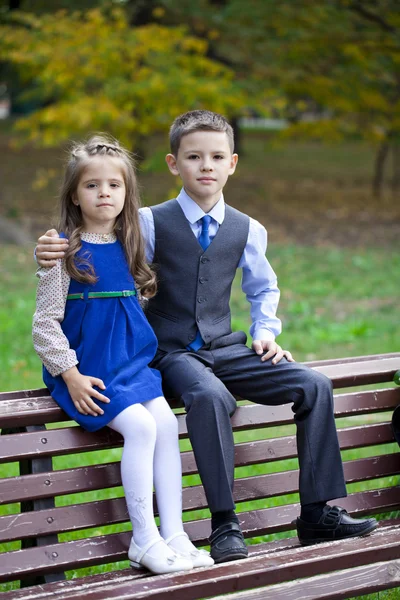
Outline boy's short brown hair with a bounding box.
[169,110,235,156]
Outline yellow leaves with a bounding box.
[281,120,345,143]
[2,6,248,150]
[180,36,208,54]
[342,44,365,64]
[208,29,220,41]
[152,7,166,19]
[32,168,58,191]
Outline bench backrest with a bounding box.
[0,353,399,586]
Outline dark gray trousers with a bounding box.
[152,332,347,513]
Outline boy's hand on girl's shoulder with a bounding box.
[36,229,69,268]
[252,340,294,365]
[61,367,110,416]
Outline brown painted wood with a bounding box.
[0,426,123,463]
[1,422,394,506]
[1,454,397,544]
[0,530,133,583]
[306,352,400,367]
[2,522,400,600]
[0,388,49,402]
[1,484,398,559]
[1,352,399,596]
[0,569,146,600]
[187,487,400,545]
[4,525,399,600]
[206,560,400,600]
[0,351,398,404]
[1,354,399,429]
[2,388,398,464]
[313,356,400,387]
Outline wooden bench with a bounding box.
[1,352,400,599]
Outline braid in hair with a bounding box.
[58,134,157,296]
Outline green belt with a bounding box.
[67,290,136,300]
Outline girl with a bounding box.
[32,135,213,575]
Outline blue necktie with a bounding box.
[198,215,212,251]
[187,215,212,351]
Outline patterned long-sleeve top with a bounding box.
[32,232,117,377]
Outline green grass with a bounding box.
[0,243,398,393]
[0,244,43,392]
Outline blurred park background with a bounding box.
[0,2,399,596]
[1,0,399,393]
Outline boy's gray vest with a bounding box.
[146,199,250,351]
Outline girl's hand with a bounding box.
[252,340,294,365]
[61,367,110,416]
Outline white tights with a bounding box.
[108,396,185,549]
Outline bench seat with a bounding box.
[1,353,399,599]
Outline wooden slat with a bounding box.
[0,388,49,402]
[0,395,183,429]
[306,352,400,368]
[313,356,400,388]
[3,525,400,599]
[0,353,398,406]
[1,354,399,429]
[1,422,394,506]
[182,454,400,513]
[337,421,395,449]
[2,527,399,600]
[2,388,398,464]
[0,530,132,583]
[0,497,129,544]
[334,388,399,415]
[0,569,146,600]
[343,453,399,483]
[0,394,66,428]
[189,487,400,545]
[206,560,400,600]
[0,426,123,463]
[0,462,122,506]
[0,491,398,585]
[0,569,147,600]
[1,461,398,545]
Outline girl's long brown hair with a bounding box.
[59,134,157,298]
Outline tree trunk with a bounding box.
[231,116,242,155]
[391,142,400,197]
[372,139,390,198]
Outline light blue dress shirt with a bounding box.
[139,188,282,341]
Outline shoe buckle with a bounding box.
[323,506,342,525]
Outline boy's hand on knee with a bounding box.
[36,229,69,268]
[252,340,294,365]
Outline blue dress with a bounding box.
[43,239,163,432]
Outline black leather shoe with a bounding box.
[209,522,248,563]
[296,505,378,545]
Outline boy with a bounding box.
[36,110,378,563]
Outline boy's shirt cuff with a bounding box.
[252,328,276,342]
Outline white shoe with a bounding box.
[165,531,214,568]
[128,537,193,574]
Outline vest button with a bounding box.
[199,277,207,284]
[197,316,201,323]
[188,334,195,341]
[197,296,204,303]
[201,257,209,264]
